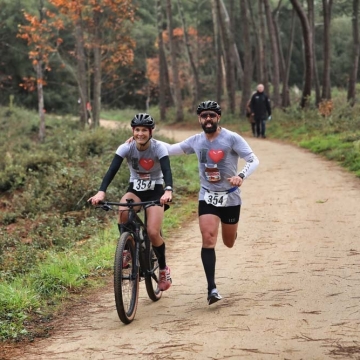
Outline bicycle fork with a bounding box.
[118,223,142,281]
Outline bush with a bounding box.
[0,164,27,192]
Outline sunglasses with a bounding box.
[200,112,218,119]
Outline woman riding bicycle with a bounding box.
[88,113,173,291]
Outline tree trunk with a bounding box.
[321,0,333,100]
[216,0,236,114]
[211,0,223,103]
[92,13,101,128]
[259,0,269,91]
[144,50,150,111]
[263,0,281,107]
[176,0,200,109]
[272,0,285,85]
[240,0,252,116]
[307,0,321,106]
[247,0,263,83]
[75,19,88,127]
[229,0,240,88]
[36,60,46,142]
[229,0,235,37]
[165,0,183,121]
[347,0,360,105]
[219,0,244,87]
[156,0,167,120]
[282,8,296,107]
[290,0,313,108]
[37,0,45,142]
[246,0,262,82]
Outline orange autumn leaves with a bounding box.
[18,10,64,67]
[18,0,136,91]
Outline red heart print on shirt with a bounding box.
[208,149,224,163]
[139,158,154,171]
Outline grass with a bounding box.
[261,103,360,178]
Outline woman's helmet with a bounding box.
[130,113,155,129]
[196,100,221,115]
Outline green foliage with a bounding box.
[0,242,39,281]
[0,279,39,340]
[0,164,27,192]
[265,96,360,178]
[329,17,352,86]
[0,280,39,314]
[31,253,89,296]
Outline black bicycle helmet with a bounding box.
[130,113,155,129]
[196,100,221,115]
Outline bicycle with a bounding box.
[97,199,167,324]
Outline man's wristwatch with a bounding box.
[238,173,245,179]
[164,186,173,192]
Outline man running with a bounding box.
[163,101,259,304]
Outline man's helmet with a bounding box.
[130,113,155,129]
[196,100,221,115]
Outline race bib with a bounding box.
[133,179,155,191]
[204,190,228,207]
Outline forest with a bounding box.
[0,0,359,139]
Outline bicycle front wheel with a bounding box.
[114,232,139,324]
[144,234,162,302]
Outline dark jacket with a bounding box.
[250,91,271,121]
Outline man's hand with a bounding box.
[227,175,244,187]
[267,115,272,121]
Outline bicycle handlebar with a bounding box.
[95,199,162,211]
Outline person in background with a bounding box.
[88,113,173,291]
[246,95,256,137]
[86,102,92,124]
[250,84,271,138]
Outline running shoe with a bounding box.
[122,250,131,269]
[158,266,172,291]
[207,288,222,305]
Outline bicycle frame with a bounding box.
[99,198,161,272]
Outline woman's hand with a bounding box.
[88,191,106,205]
[160,190,173,205]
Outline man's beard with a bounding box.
[201,121,218,133]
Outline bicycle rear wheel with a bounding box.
[144,233,162,302]
[114,232,139,324]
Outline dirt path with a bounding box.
[6,122,360,359]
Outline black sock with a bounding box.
[201,248,216,293]
[118,223,123,235]
[152,243,166,269]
